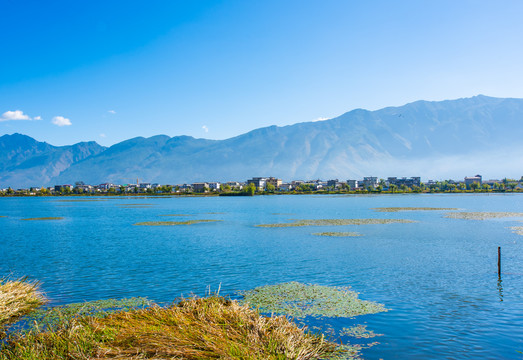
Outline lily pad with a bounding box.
[341,324,383,339]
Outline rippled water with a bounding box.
[1,194,522,359]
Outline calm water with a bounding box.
[1,194,523,359]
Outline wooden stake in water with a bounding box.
[498,246,501,277]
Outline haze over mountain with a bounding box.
[1,95,522,188]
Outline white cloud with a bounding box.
[0,110,31,121]
[52,116,72,126]
[108,110,116,114]
[202,125,209,133]
[33,116,42,120]
[312,117,329,122]
[100,133,106,138]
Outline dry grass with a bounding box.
[373,207,458,212]
[444,212,523,220]
[0,296,344,360]
[20,217,64,221]
[256,218,414,228]
[134,220,222,226]
[0,278,46,329]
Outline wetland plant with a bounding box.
[373,207,458,212]
[0,278,46,332]
[241,282,387,319]
[20,217,64,221]
[312,232,362,237]
[445,212,523,220]
[0,296,344,360]
[256,218,415,228]
[134,219,222,226]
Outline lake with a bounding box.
[1,193,522,359]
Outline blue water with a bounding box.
[1,194,523,359]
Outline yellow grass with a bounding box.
[0,296,344,360]
[0,278,46,329]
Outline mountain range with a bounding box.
[1,95,522,188]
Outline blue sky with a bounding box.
[1,0,523,146]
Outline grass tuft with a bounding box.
[0,278,46,331]
[0,296,344,360]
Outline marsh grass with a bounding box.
[445,212,523,220]
[256,219,414,227]
[134,219,222,226]
[373,207,458,212]
[0,278,46,332]
[312,232,362,237]
[0,296,344,360]
[240,282,387,319]
[20,217,63,221]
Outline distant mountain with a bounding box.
[2,95,523,188]
[0,134,106,188]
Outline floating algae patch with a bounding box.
[340,324,383,339]
[373,207,458,212]
[134,219,222,226]
[312,232,362,237]
[21,297,152,331]
[445,212,523,220]
[510,226,523,236]
[240,282,387,319]
[159,214,194,217]
[21,217,64,221]
[256,218,415,227]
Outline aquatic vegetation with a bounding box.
[256,218,415,227]
[0,278,46,330]
[0,216,6,218]
[134,219,222,226]
[340,324,383,339]
[158,214,194,217]
[0,296,344,360]
[445,212,523,220]
[21,217,63,221]
[118,203,154,208]
[241,282,387,319]
[510,226,523,236]
[312,232,362,237]
[373,207,458,212]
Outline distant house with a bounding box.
[266,177,282,189]
[362,177,379,189]
[347,180,359,189]
[279,183,293,191]
[247,177,267,190]
[54,184,73,192]
[208,182,221,191]
[464,175,482,186]
[387,177,421,188]
[192,182,209,193]
[225,181,242,190]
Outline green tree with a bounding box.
[243,183,256,196]
[470,182,479,191]
[389,184,397,193]
[266,183,275,192]
[508,182,517,191]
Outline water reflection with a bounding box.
[497,276,503,302]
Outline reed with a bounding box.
[0,296,344,360]
[0,278,46,330]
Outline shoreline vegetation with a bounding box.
[1,280,386,360]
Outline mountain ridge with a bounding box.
[1,95,522,188]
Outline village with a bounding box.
[2,174,523,196]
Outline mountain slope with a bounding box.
[0,134,106,188]
[2,95,523,188]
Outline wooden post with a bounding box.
[498,246,501,277]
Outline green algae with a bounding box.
[340,324,383,339]
[312,232,362,237]
[134,219,222,226]
[21,217,64,221]
[256,218,415,227]
[240,282,387,319]
[373,207,458,212]
[158,214,194,217]
[445,212,523,220]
